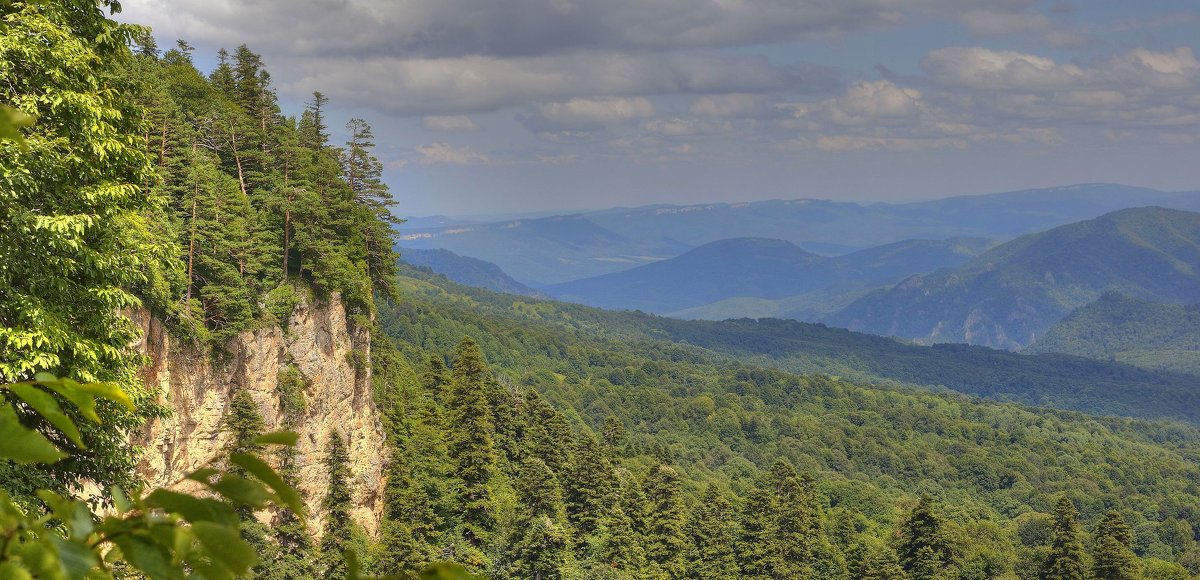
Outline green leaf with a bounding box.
[0,403,66,463]
[252,431,299,446]
[51,537,99,580]
[111,486,132,514]
[417,563,483,580]
[0,561,33,580]
[41,382,100,424]
[110,535,179,580]
[71,381,134,412]
[0,105,34,147]
[230,453,304,514]
[191,521,257,575]
[205,474,272,508]
[9,383,84,448]
[144,489,238,526]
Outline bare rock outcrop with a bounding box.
[131,293,384,536]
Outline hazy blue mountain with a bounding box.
[544,237,993,317]
[397,213,688,285]
[399,248,544,297]
[1027,292,1200,375]
[826,207,1200,349]
[398,184,1200,284]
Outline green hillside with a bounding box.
[378,266,1200,576]
[399,265,1200,425]
[826,207,1200,349]
[1028,293,1200,376]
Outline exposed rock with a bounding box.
[131,293,384,536]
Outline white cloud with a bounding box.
[415,143,491,165]
[421,115,481,131]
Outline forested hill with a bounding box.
[1028,293,1200,376]
[378,264,1200,577]
[399,265,1200,424]
[826,207,1200,349]
[400,248,544,297]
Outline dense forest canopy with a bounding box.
[2,2,1199,579]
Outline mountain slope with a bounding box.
[400,248,544,297]
[380,265,1200,576]
[396,263,1200,424]
[399,184,1200,284]
[1027,292,1200,375]
[826,207,1200,349]
[397,213,688,285]
[545,237,992,318]
[542,238,826,312]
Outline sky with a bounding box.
[118,0,1200,217]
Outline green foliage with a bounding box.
[1091,510,1139,580]
[1042,497,1087,580]
[685,486,738,579]
[0,0,162,500]
[897,496,958,578]
[0,374,301,579]
[320,431,354,578]
[447,338,498,554]
[1030,292,1200,376]
[642,464,687,578]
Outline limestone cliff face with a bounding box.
[131,293,384,536]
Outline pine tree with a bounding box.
[508,457,569,580]
[593,502,646,576]
[769,460,820,577]
[856,543,907,580]
[319,431,354,579]
[1042,496,1087,580]
[421,354,451,404]
[265,443,317,580]
[737,484,778,580]
[221,389,273,578]
[447,337,498,552]
[601,414,626,455]
[1092,510,1139,580]
[897,495,957,579]
[643,464,687,579]
[375,435,438,575]
[564,430,616,540]
[686,485,738,579]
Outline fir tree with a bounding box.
[737,484,778,580]
[319,431,353,579]
[643,464,687,579]
[856,543,907,580]
[221,389,272,578]
[593,502,646,576]
[769,459,819,577]
[508,457,569,580]
[601,414,626,454]
[1042,496,1087,580]
[447,337,498,552]
[375,434,437,575]
[685,485,738,579]
[564,430,616,539]
[897,495,957,579]
[1092,510,1139,580]
[265,443,317,580]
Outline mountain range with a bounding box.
[543,236,993,318]
[397,183,1200,285]
[826,207,1200,349]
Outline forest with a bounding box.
[1,2,1199,579]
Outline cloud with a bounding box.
[958,10,1049,36]
[924,46,1200,92]
[421,115,481,131]
[689,93,781,118]
[282,51,795,115]
[518,96,655,132]
[415,143,491,165]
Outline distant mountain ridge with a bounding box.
[399,248,544,298]
[543,236,994,317]
[398,183,1200,284]
[826,207,1200,349]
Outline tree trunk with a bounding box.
[229,121,248,197]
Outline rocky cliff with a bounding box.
[131,293,384,536]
